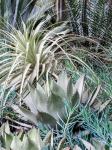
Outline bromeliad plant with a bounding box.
[0,17,69,94]
[12,71,110,126]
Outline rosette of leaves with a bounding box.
[0,17,69,94]
[12,71,110,126]
[0,122,67,150]
[0,122,111,150]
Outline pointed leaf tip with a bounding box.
[74,75,85,99]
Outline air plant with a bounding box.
[0,17,69,95]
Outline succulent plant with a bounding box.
[0,121,64,150]
[12,72,110,126]
[0,122,111,150]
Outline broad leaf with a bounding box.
[71,91,80,107]
[37,111,56,125]
[28,128,43,149]
[57,71,68,94]
[28,83,48,112]
[74,75,85,99]
[27,138,39,150]
[12,105,38,125]
[67,78,73,100]
[11,136,22,150]
[48,92,64,119]
[21,135,29,150]
[5,134,13,150]
[51,80,65,98]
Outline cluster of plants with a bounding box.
[0,0,112,149]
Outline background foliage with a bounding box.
[0,0,112,149]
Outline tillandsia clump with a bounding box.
[12,71,110,126]
[0,16,70,95]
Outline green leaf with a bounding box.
[71,91,80,107]
[19,107,38,125]
[21,135,29,150]
[12,105,38,125]
[37,111,56,125]
[74,75,85,99]
[28,83,48,112]
[28,128,42,149]
[67,78,73,100]
[11,136,22,150]
[48,92,64,119]
[109,121,112,132]
[5,134,13,150]
[27,137,39,150]
[51,80,65,98]
[57,71,68,94]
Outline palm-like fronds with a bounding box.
[55,0,67,21]
[66,0,112,43]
